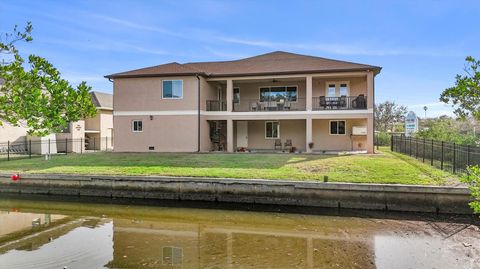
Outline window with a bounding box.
[326,82,349,97]
[330,120,346,135]
[233,87,240,103]
[327,84,336,97]
[132,120,143,132]
[259,86,297,102]
[162,246,183,265]
[265,121,280,139]
[162,80,183,99]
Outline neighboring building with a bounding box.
[0,91,113,152]
[106,51,381,153]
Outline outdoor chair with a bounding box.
[274,139,282,150]
[319,96,327,109]
[284,139,292,151]
[353,95,366,109]
[339,95,347,108]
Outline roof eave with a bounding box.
[104,72,208,79]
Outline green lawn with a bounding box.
[0,148,457,185]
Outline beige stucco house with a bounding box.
[106,51,381,153]
[0,91,113,153]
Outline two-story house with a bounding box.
[106,51,381,153]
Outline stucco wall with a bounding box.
[0,121,28,143]
[312,119,368,151]
[114,115,208,152]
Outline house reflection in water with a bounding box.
[107,217,375,269]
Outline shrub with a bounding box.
[462,166,480,214]
[375,132,391,146]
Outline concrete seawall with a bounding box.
[0,173,473,214]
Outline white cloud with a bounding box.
[218,37,463,57]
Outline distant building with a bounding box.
[0,91,113,152]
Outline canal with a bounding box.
[0,195,478,269]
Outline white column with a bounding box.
[367,114,374,153]
[366,71,374,109]
[306,117,313,153]
[226,79,233,112]
[306,75,313,111]
[227,119,234,152]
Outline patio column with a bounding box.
[227,119,234,152]
[366,71,374,109]
[366,114,374,153]
[226,79,233,112]
[306,75,313,111]
[306,117,313,153]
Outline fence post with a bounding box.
[467,145,471,166]
[93,137,96,152]
[453,143,456,173]
[422,137,426,163]
[105,136,108,151]
[29,140,32,159]
[48,138,51,155]
[80,138,83,154]
[65,138,68,155]
[7,141,10,161]
[409,137,412,156]
[390,135,393,151]
[440,141,444,170]
[430,139,434,166]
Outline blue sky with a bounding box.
[1,0,479,117]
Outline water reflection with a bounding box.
[0,197,478,269]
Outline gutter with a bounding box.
[196,75,201,152]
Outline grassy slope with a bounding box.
[0,148,456,185]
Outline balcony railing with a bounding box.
[312,95,367,110]
[233,98,306,112]
[206,100,227,111]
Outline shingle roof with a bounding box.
[91,91,113,109]
[105,51,381,79]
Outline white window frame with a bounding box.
[329,120,346,135]
[325,81,350,97]
[162,79,184,99]
[132,120,143,132]
[258,85,298,103]
[265,121,280,139]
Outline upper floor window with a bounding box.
[326,82,349,97]
[132,120,143,132]
[162,80,183,99]
[259,86,297,102]
[330,120,346,135]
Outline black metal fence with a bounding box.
[0,137,113,161]
[391,135,480,174]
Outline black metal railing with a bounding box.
[206,100,228,111]
[312,95,367,110]
[0,137,113,161]
[233,98,306,112]
[391,135,480,174]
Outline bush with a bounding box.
[462,166,480,214]
[375,132,391,146]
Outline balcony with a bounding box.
[233,98,306,112]
[312,95,367,110]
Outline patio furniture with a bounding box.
[339,95,347,108]
[284,139,292,151]
[353,95,366,109]
[319,96,327,109]
[274,139,282,150]
[250,102,259,111]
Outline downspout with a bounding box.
[196,75,201,152]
